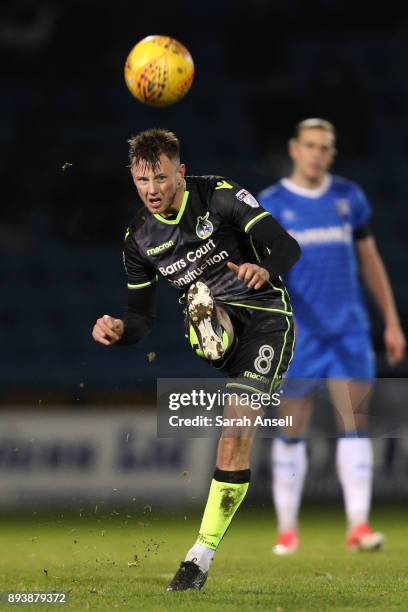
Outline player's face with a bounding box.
[290,128,336,182]
[130,154,185,215]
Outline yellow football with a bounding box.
[124,35,194,107]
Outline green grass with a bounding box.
[0,505,407,611]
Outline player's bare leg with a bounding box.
[271,397,312,555]
[329,380,385,551]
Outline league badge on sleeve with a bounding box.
[235,189,260,208]
[196,212,214,240]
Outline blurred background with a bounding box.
[1,0,408,509]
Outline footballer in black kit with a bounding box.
[92,128,300,592]
[123,173,297,393]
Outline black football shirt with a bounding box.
[123,176,292,314]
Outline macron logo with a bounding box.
[289,224,352,246]
[146,240,175,256]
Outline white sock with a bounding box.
[272,438,307,533]
[184,543,214,572]
[336,437,373,530]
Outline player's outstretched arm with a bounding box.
[92,284,156,347]
[92,315,124,346]
[356,236,406,365]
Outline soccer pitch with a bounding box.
[0,505,406,611]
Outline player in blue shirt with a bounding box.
[259,118,406,554]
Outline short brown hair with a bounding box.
[294,118,336,140]
[128,128,180,169]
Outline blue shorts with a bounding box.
[284,329,375,396]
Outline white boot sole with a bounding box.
[187,282,225,360]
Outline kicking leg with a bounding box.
[186,281,234,360]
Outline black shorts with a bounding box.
[212,305,295,395]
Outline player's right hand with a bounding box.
[384,323,406,366]
[92,315,124,346]
[227,261,270,289]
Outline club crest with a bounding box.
[196,212,214,239]
[282,209,296,222]
[335,199,350,217]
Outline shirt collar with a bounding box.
[281,174,332,199]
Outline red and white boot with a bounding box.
[346,523,385,551]
[273,530,299,555]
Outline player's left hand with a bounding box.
[384,323,406,366]
[227,261,270,290]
